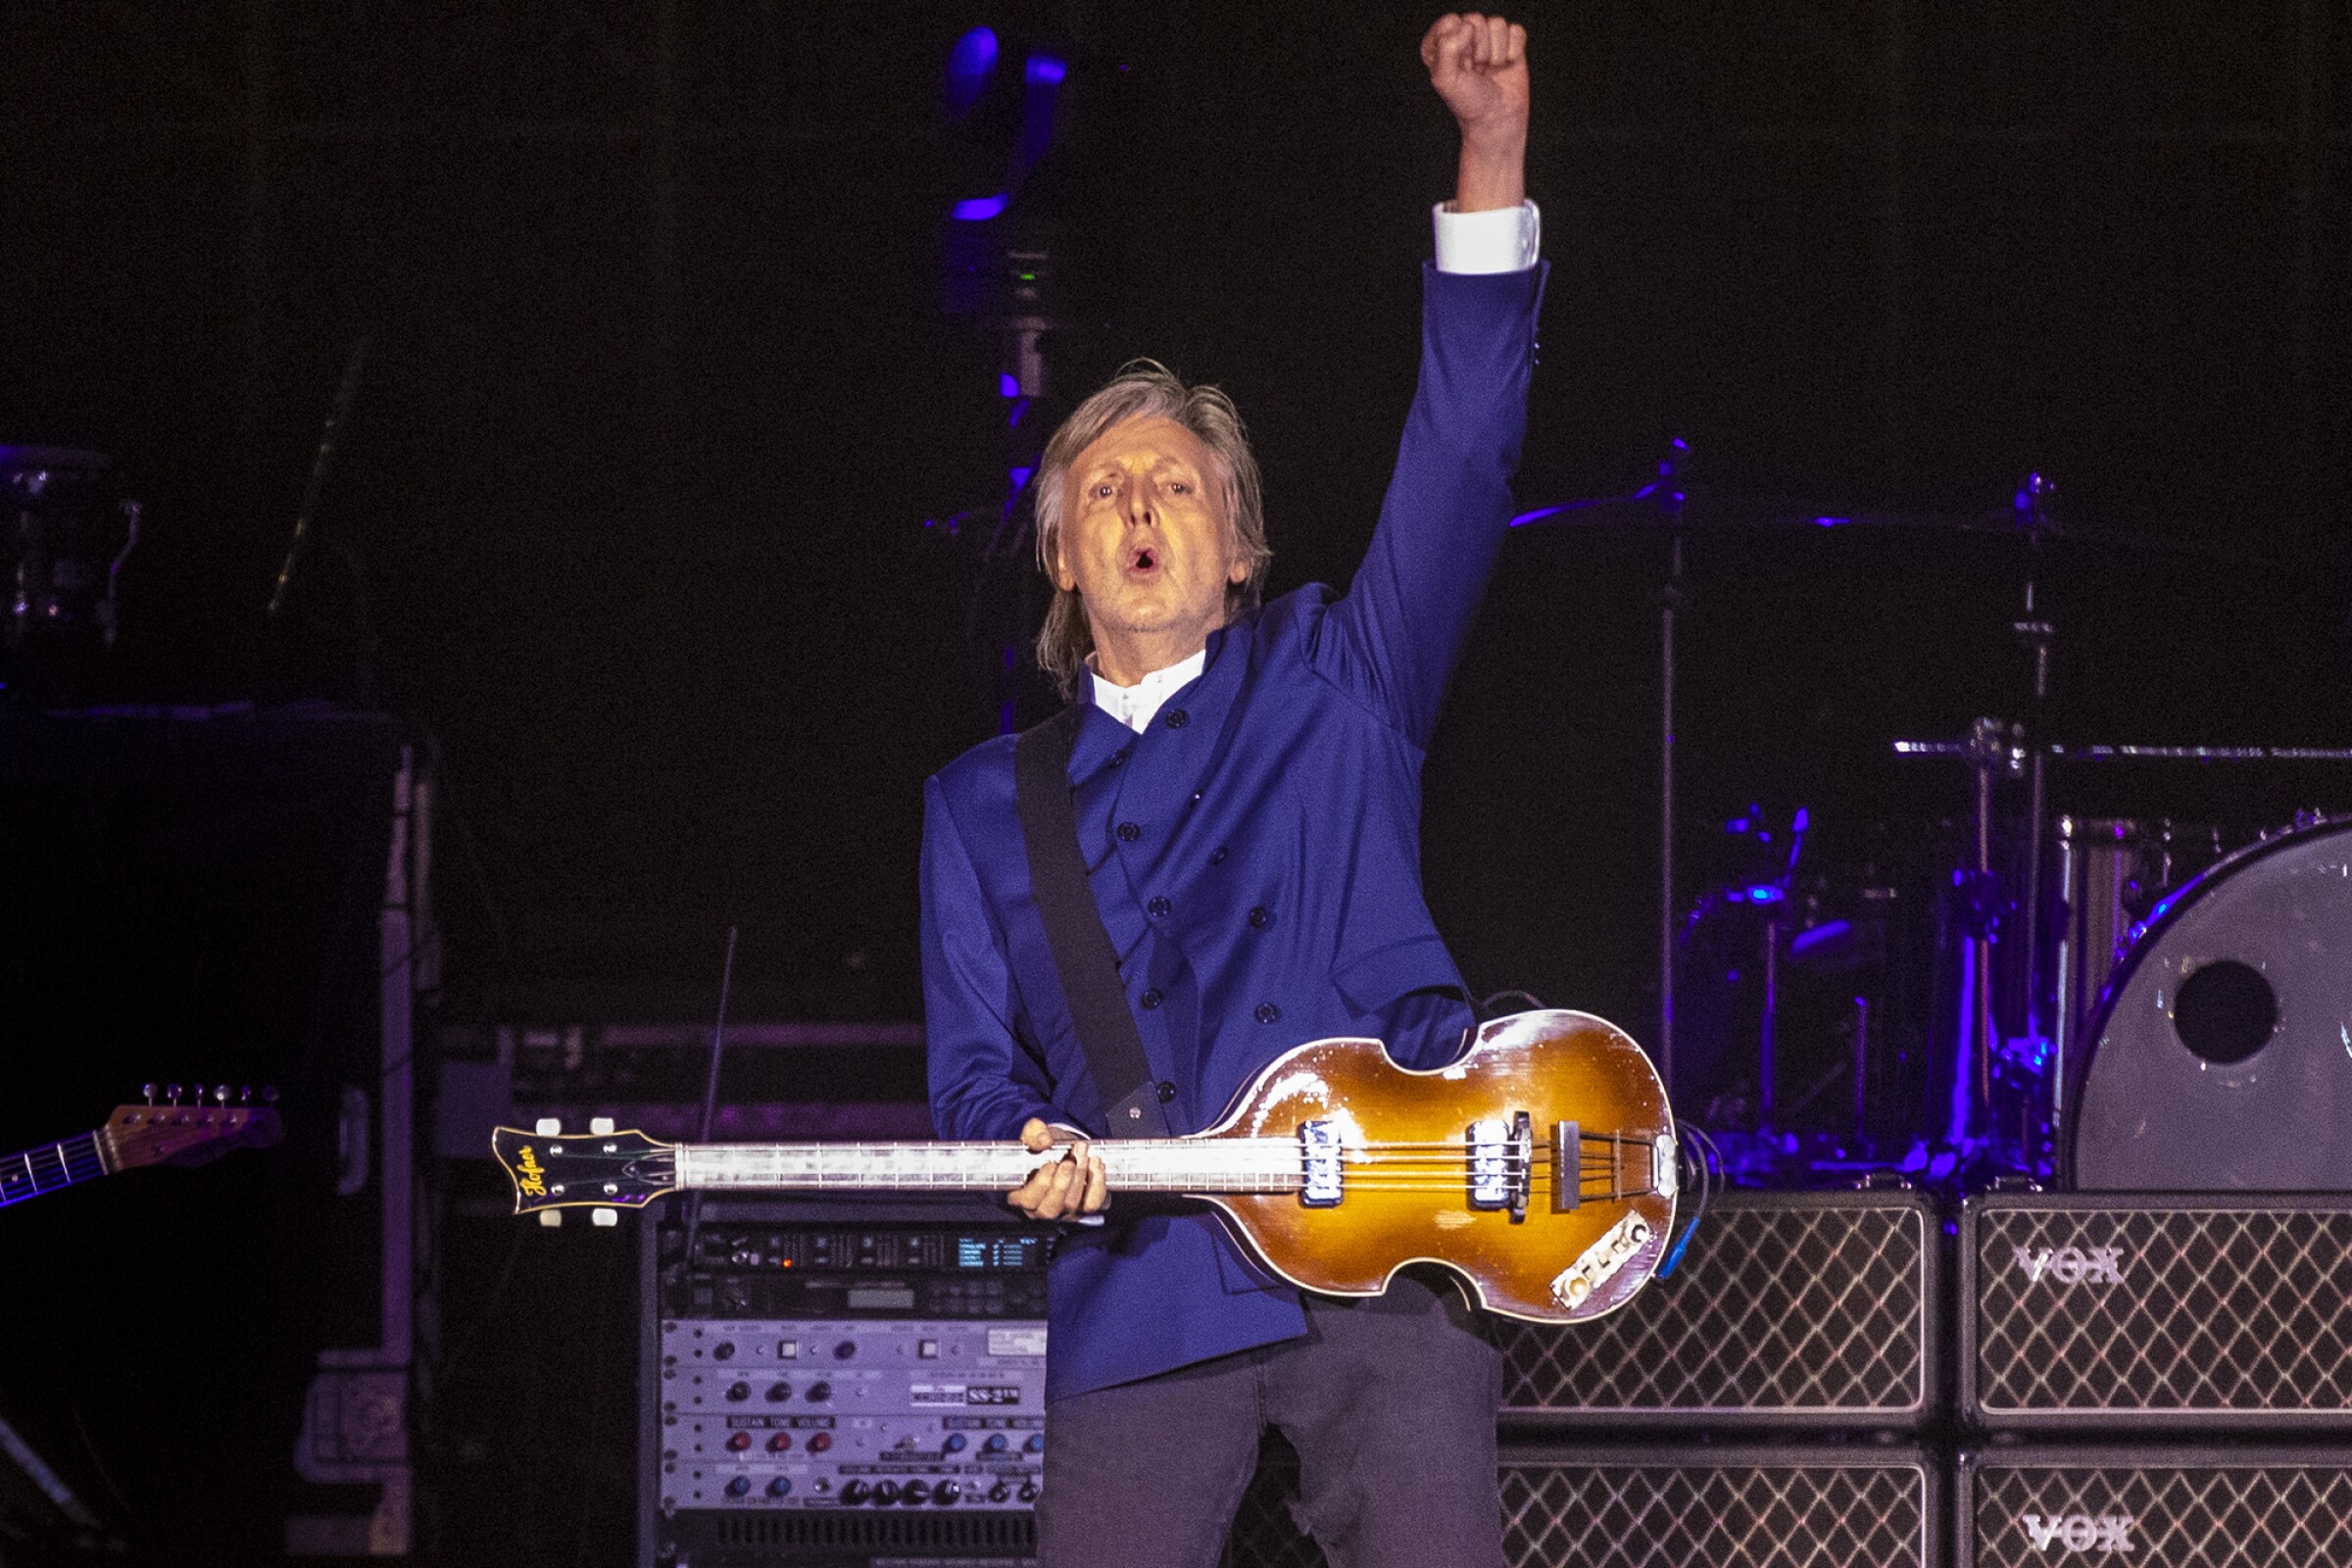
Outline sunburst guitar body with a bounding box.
[493,1008,1677,1324]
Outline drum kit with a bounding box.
[0,446,140,706]
[1516,450,2352,1193]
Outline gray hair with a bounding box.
[1031,360,1272,699]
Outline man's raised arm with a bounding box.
[1317,13,1543,746]
[1424,12,1529,213]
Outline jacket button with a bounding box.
[1148,896,1171,917]
[1254,1003,1281,1024]
[1117,821,1141,843]
[1248,906,1272,930]
[1108,749,1128,767]
[1140,989,1162,1009]
[1156,1080,1177,1103]
[1209,847,1228,864]
[1165,708,1189,728]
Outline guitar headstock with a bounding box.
[491,1123,675,1216]
[104,1085,284,1172]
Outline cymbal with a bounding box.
[1508,486,2244,563]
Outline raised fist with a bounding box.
[1421,13,1529,142]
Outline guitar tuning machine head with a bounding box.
[238,1085,254,1105]
[212,1085,230,1106]
[143,1082,158,1105]
[165,1083,183,1105]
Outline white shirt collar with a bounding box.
[1089,649,1206,734]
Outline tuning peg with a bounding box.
[538,1210,564,1228]
[592,1207,619,1227]
[143,1083,157,1105]
[165,1083,183,1105]
[589,1117,616,1135]
[238,1086,254,1104]
[212,1085,229,1105]
[536,1117,562,1135]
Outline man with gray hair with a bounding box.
[921,14,1543,1564]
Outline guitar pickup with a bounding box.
[1467,1113,1533,1220]
[1298,1120,1344,1207]
[1467,1118,1509,1209]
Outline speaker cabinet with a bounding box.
[1961,1193,2352,1431]
[1225,1442,1941,1568]
[1499,1190,1940,1430]
[1959,1447,2352,1567]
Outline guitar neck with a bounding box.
[672,1137,1301,1197]
[0,1130,111,1209]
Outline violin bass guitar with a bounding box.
[493,1008,1677,1324]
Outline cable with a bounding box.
[1477,988,1548,1019]
[1652,1123,1719,1281]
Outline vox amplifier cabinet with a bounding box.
[1496,1189,1941,1430]
[1224,1441,1941,1568]
[1961,1193,2352,1431]
[1957,1447,2352,1567]
[642,1199,1050,1567]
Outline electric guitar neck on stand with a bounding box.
[0,1088,283,1209]
[496,1009,1679,1324]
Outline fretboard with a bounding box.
[0,1130,111,1208]
[673,1138,1303,1197]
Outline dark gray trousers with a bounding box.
[1037,1271,1506,1568]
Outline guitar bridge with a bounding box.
[1298,1120,1344,1207]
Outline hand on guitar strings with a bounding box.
[1007,1117,1108,1220]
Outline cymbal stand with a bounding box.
[1656,439,1690,1102]
[2011,481,2056,1004]
[2011,474,2058,1152]
[1959,716,2013,1132]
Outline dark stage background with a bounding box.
[0,4,2348,1565]
[4,1,2348,1035]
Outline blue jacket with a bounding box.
[921,260,1546,1399]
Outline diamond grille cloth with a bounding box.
[1222,1448,1934,1568]
[1971,1202,2352,1418]
[1967,1458,2352,1568]
[1498,1196,1932,1421]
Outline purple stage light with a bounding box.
[1788,918,1850,959]
[953,192,1010,221]
[1017,56,1063,166]
[946,27,999,112]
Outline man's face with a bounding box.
[1053,416,1249,674]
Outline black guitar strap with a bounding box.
[1013,705,1173,1139]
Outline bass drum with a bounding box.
[2071,815,2352,1190]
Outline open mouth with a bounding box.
[1126,545,1159,575]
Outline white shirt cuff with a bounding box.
[1433,199,1540,274]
